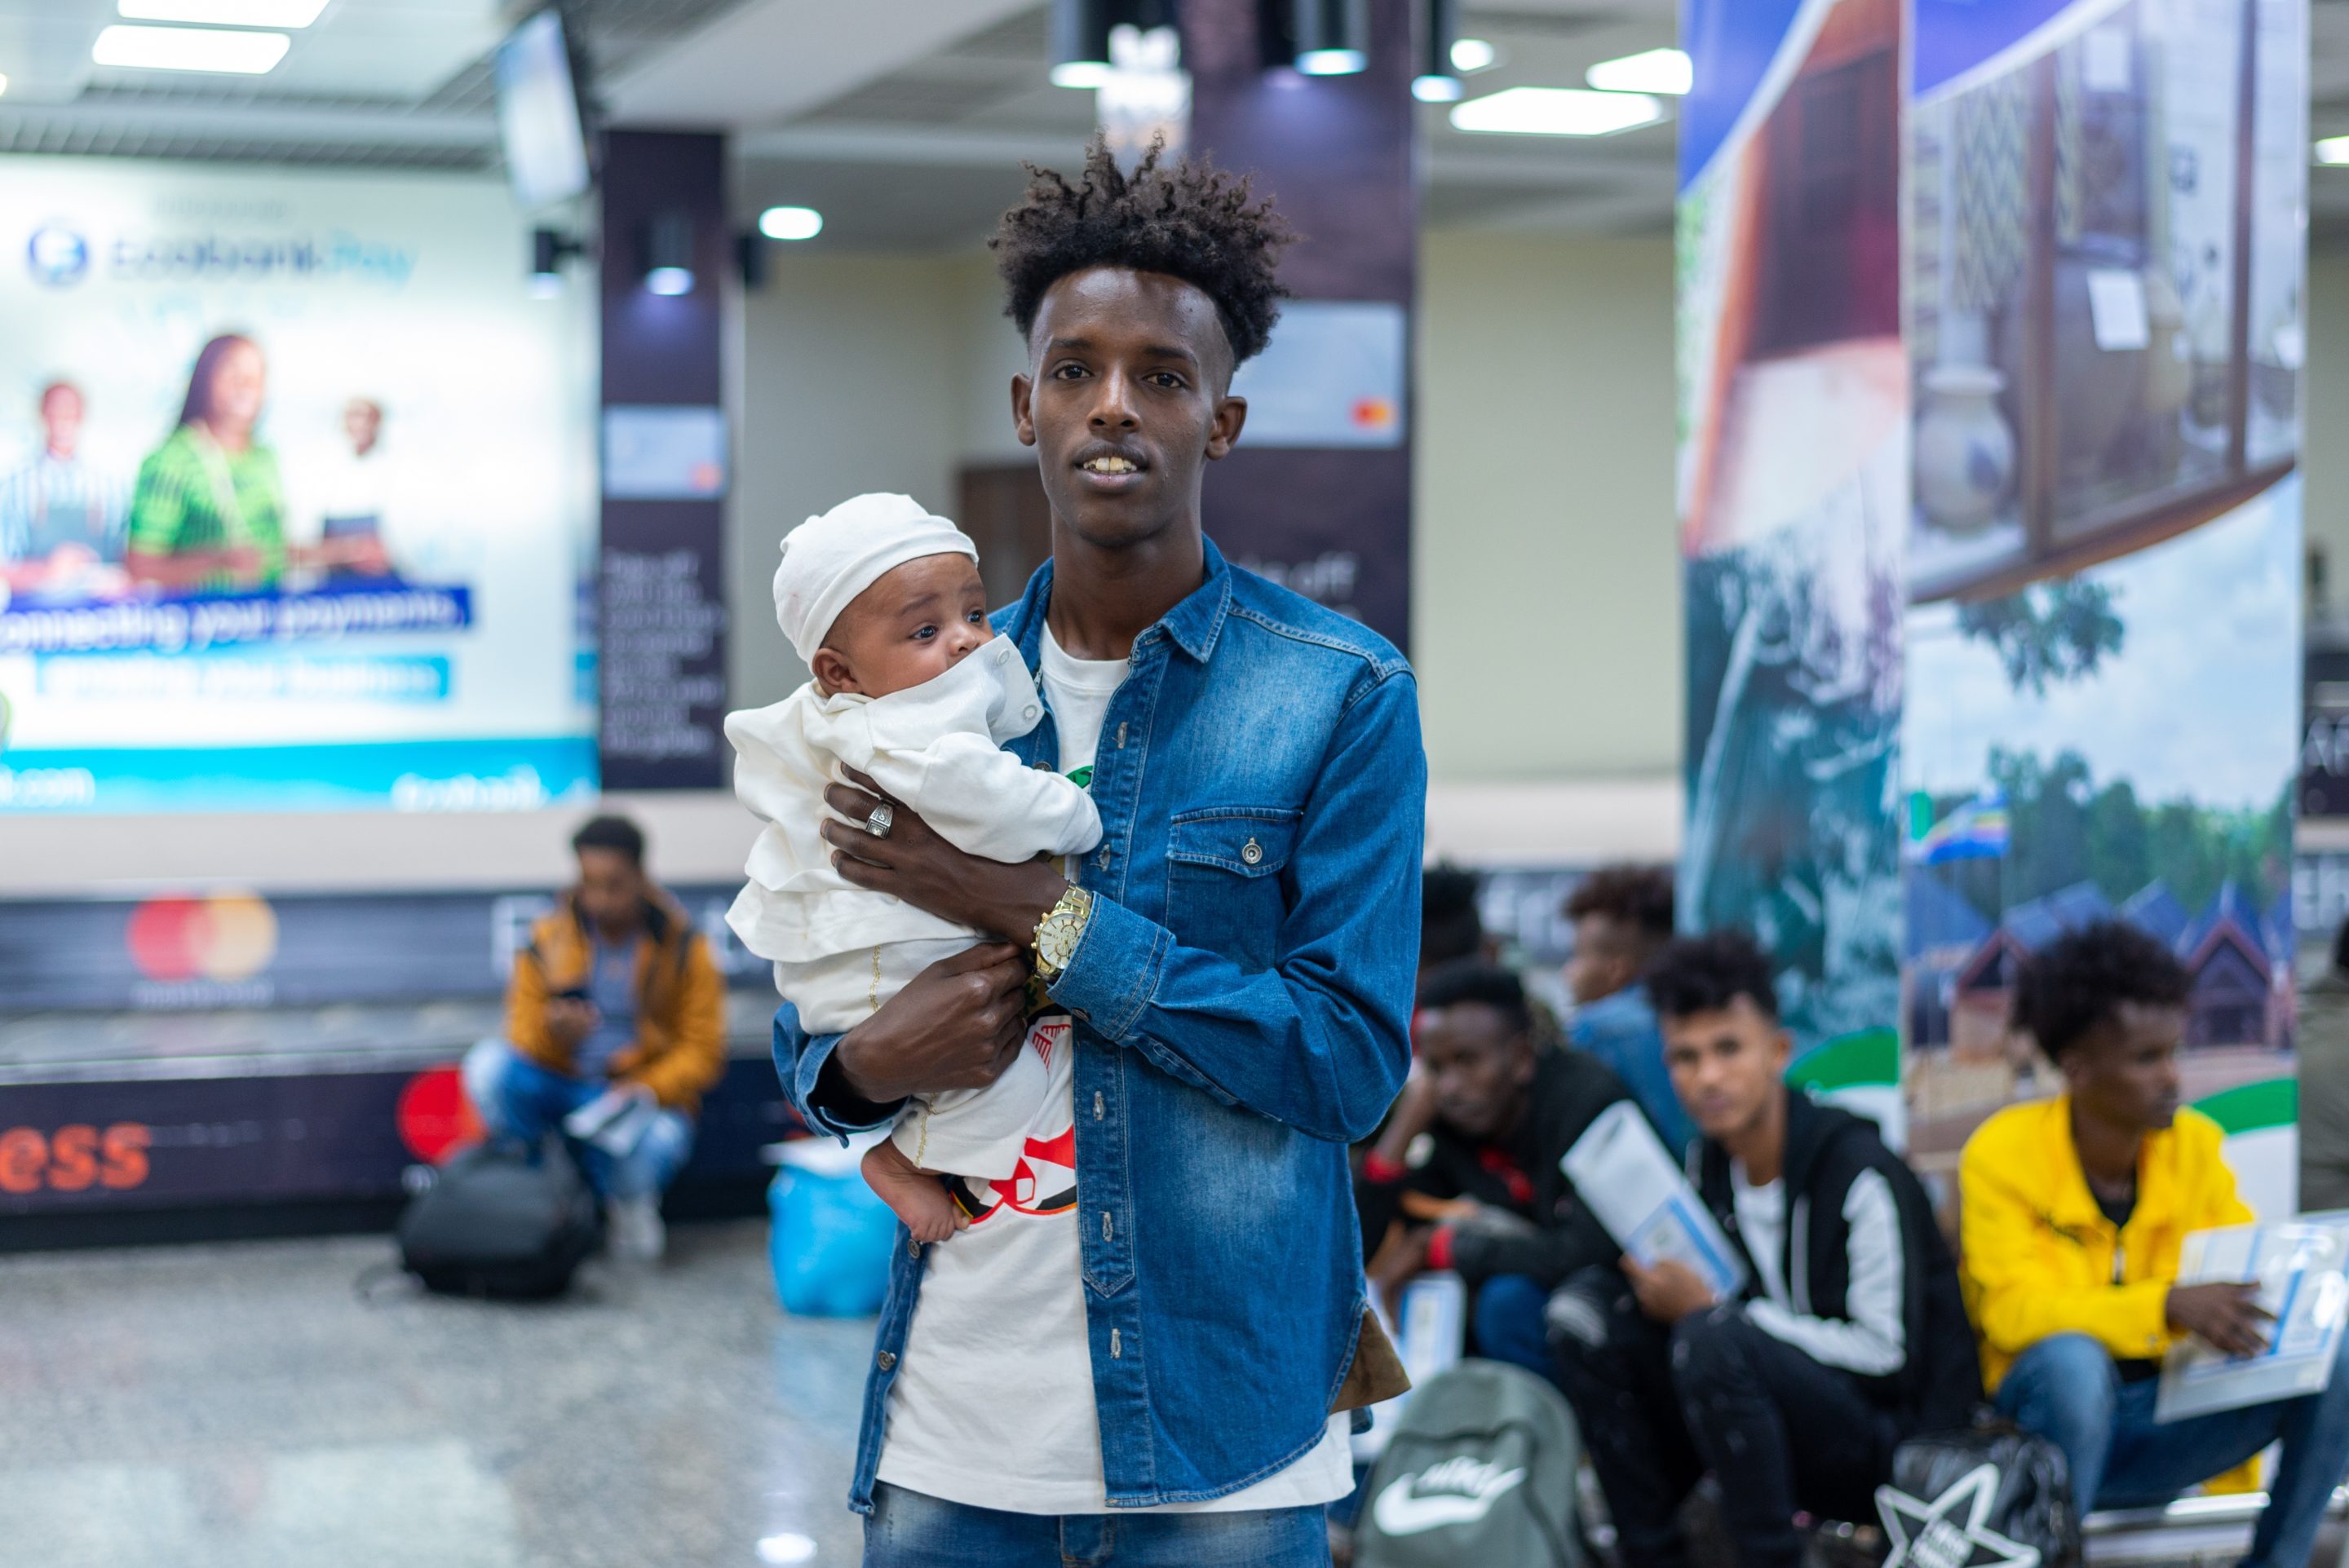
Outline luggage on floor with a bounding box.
[768,1133,896,1317]
[1876,1420,2082,1568]
[1351,1357,1586,1568]
[396,1137,600,1300]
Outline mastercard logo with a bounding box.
[125,892,279,983]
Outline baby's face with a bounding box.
[815,553,992,698]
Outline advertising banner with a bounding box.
[1900,0,2307,1212]
[0,158,599,814]
[1678,0,1909,1117]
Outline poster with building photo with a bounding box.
[1901,0,2307,1212]
[1678,0,1910,1126]
[0,157,599,814]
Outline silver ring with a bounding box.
[863,802,895,839]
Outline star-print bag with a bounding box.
[1875,1420,2082,1568]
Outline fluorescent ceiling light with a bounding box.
[644,265,694,297]
[1449,38,1498,73]
[2316,136,2349,166]
[759,205,823,241]
[117,0,329,24]
[1413,74,1464,103]
[1050,60,1112,89]
[1297,47,1367,75]
[93,24,291,73]
[1587,46,1691,96]
[1451,86,1665,137]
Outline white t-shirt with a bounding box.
[1732,1164,1789,1310]
[874,625,1352,1514]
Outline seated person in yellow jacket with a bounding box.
[465,815,727,1263]
[1961,921,2349,1568]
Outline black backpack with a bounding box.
[1353,1358,1587,1568]
[396,1137,600,1300]
[1875,1420,2083,1568]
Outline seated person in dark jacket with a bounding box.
[1363,961,1635,1380]
[1551,932,1979,1568]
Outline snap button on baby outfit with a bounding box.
[1241,838,1263,866]
[993,644,1010,664]
[1023,704,1039,721]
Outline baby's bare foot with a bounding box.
[863,1139,965,1243]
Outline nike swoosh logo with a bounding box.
[1370,1467,1527,1535]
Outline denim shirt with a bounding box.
[1568,985,1694,1158]
[772,538,1424,1510]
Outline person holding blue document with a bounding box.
[1551,931,1978,1568]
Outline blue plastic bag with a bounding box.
[768,1134,896,1317]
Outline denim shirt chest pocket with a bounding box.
[1165,806,1302,973]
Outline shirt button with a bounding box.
[877,1350,896,1371]
[1094,1091,1104,1120]
[1110,1328,1122,1359]
[907,1236,921,1257]
[1094,847,1113,869]
[1241,838,1263,866]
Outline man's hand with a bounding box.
[2167,1281,2274,1358]
[818,771,1067,944]
[1623,1256,1718,1323]
[544,997,598,1049]
[831,943,1033,1106]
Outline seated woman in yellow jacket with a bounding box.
[1960,921,2349,1568]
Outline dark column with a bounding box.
[597,130,730,791]
[1180,0,1418,652]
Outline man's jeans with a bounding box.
[862,1482,1328,1568]
[1553,1288,1895,1568]
[462,1039,694,1200]
[1997,1332,2349,1568]
[1472,1273,1559,1381]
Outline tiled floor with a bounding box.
[0,1221,873,1567]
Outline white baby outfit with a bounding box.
[724,494,1101,1180]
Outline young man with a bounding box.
[1552,931,1977,1568]
[1360,961,1634,1378]
[464,815,727,1261]
[771,141,1424,1567]
[1564,864,1691,1154]
[1964,921,2349,1568]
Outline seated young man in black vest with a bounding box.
[1551,931,1979,1568]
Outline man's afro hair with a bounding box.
[2012,920,2190,1062]
[991,136,1294,366]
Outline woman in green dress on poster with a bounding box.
[124,333,385,593]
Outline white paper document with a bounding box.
[1561,1100,1747,1303]
[2156,1221,2349,1424]
[563,1088,658,1157]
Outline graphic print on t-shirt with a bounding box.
[947,1017,1077,1222]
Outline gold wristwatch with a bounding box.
[1032,884,1095,984]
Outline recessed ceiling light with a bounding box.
[1050,60,1112,89]
[94,24,292,73]
[1450,87,1666,138]
[1449,38,1499,73]
[1296,47,1367,76]
[759,206,823,241]
[1413,74,1464,103]
[117,0,329,24]
[2316,136,2349,166]
[1587,47,1692,96]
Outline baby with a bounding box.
[725,493,1100,1241]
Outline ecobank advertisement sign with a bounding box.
[0,158,599,813]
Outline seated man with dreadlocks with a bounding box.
[769,137,1423,1566]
